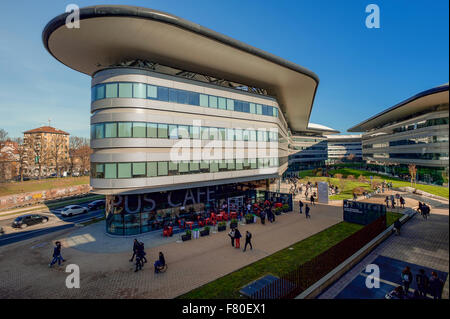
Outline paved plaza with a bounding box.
[0,202,342,299]
[319,194,449,299]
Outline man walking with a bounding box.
[129,238,140,262]
[400,196,405,209]
[299,200,304,214]
[49,241,65,267]
[310,195,315,206]
[243,231,253,252]
[228,228,235,247]
[305,204,311,219]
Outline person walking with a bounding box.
[401,266,413,295]
[228,228,235,247]
[129,238,140,262]
[400,196,405,209]
[416,269,429,298]
[305,204,311,219]
[385,196,390,208]
[429,271,443,299]
[299,200,304,214]
[260,210,266,225]
[137,241,147,264]
[49,241,65,268]
[243,231,252,252]
[234,228,242,249]
[310,195,315,206]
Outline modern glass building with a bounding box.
[349,84,449,184]
[43,5,320,235]
[325,134,362,164]
[284,123,339,176]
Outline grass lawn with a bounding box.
[0,176,90,197]
[327,168,449,199]
[178,221,363,299]
[386,211,403,226]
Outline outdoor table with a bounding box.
[185,221,194,230]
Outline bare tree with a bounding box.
[0,129,8,142]
[69,137,91,175]
[69,136,84,175]
[12,137,27,182]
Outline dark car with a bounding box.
[87,200,106,211]
[12,214,49,229]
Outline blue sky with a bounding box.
[0,0,448,138]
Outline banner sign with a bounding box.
[343,200,386,225]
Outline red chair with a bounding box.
[163,226,173,237]
[185,221,194,230]
[230,212,237,219]
[178,219,186,229]
[198,219,205,227]
[216,214,223,222]
[222,213,229,221]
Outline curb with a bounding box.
[295,209,416,299]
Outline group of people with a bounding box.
[384,194,405,209]
[228,227,253,252]
[417,202,431,220]
[386,267,444,299]
[129,239,165,273]
[298,200,311,218]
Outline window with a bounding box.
[188,92,200,106]
[190,126,200,139]
[235,129,243,141]
[96,85,105,100]
[104,163,117,179]
[158,162,168,176]
[169,88,178,103]
[227,159,235,170]
[178,125,190,139]
[234,101,243,112]
[118,83,132,98]
[243,130,250,142]
[250,158,257,169]
[133,83,146,99]
[190,161,200,173]
[200,161,209,173]
[147,123,158,138]
[218,97,226,110]
[177,90,189,104]
[169,161,178,176]
[105,83,118,98]
[273,107,278,117]
[201,127,209,140]
[179,161,190,174]
[118,122,132,138]
[158,124,168,139]
[249,130,257,141]
[250,103,256,114]
[236,159,244,170]
[256,104,262,115]
[169,125,178,139]
[132,163,146,178]
[219,160,227,171]
[218,128,226,141]
[118,163,132,178]
[132,122,146,138]
[157,87,168,101]
[105,123,117,138]
[209,127,218,140]
[147,85,157,99]
[226,128,234,141]
[209,96,218,108]
[200,94,209,107]
[227,99,234,111]
[95,123,104,139]
[147,162,157,177]
[242,102,250,113]
[210,160,219,172]
[243,159,250,169]
[95,164,104,178]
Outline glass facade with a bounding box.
[91,121,279,142]
[91,81,279,118]
[91,157,281,179]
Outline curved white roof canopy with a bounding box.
[43,5,319,132]
[305,123,340,134]
[349,84,449,132]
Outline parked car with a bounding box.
[87,200,105,211]
[60,205,88,217]
[12,214,49,229]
